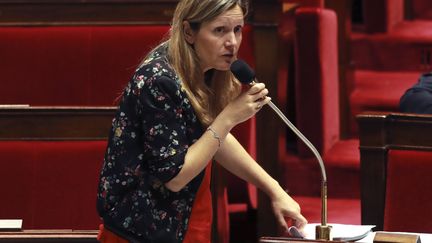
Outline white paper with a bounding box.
[0,219,23,230]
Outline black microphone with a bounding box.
[230,59,332,240]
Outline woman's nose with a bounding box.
[225,32,237,47]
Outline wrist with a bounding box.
[215,110,236,131]
[267,179,287,201]
[206,116,232,147]
[207,126,223,147]
[212,113,235,133]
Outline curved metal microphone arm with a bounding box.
[266,100,331,239]
[267,101,327,182]
[230,58,331,239]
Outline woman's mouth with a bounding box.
[222,54,234,59]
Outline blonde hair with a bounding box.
[155,0,249,126]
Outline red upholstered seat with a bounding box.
[411,0,432,19]
[362,0,404,33]
[0,26,169,106]
[351,21,432,72]
[294,7,340,157]
[323,139,360,198]
[0,25,255,106]
[349,70,419,134]
[349,7,432,135]
[0,141,106,229]
[323,139,359,170]
[286,7,360,202]
[282,0,324,8]
[384,150,432,233]
[293,196,360,224]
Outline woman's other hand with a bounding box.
[271,191,308,235]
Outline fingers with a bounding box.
[277,211,307,233]
[275,211,289,233]
[246,82,265,94]
[223,82,270,125]
[253,88,269,102]
[255,96,271,110]
[293,214,308,231]
[246,83,270,110]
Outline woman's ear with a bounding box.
[183,21,196,45]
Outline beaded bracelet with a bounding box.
[207,126,222,147]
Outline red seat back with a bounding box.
[384,149,432,233]
[0,26,169,106]
[294,7,340,157]
[362,0,404,33]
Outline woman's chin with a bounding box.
[214,63,232,71]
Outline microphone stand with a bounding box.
[267,101,332,240]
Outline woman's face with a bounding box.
[186,5,244,72]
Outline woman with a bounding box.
[96,0,307,242]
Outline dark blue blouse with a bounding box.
[96,45,206,243]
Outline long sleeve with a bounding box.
[96,47,205,242]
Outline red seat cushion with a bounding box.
[350,71,419,111]
[323,139,359,170]
[323,139,360,198]
[293,196,360,224]
[349,70,419,134]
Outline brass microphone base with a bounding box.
[316,224,332,240]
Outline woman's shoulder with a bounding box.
[135,46,178,84]
[123,45,184,103]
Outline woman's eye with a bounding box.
[234,26,243,33]
[214,27,225,33]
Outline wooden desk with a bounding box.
[0,230,98,243]
[0,106,115,140]
[260,231,432,243]
[357,112,432,230]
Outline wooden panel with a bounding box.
[0,0,178,25]
[0,106,115,140]
[0,229,98,243]
[357,112,432,230]
[251,0,285,238]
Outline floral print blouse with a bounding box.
[96,45,206,243]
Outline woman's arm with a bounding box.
[165,83,270,192]
[214,133,308,232]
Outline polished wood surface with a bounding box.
[0,106,115,140]
[373,232,421,243]
[357,112,432,230]
[0,0,178,26]
[0,229,98,243]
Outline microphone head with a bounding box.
[230,59,255,84]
